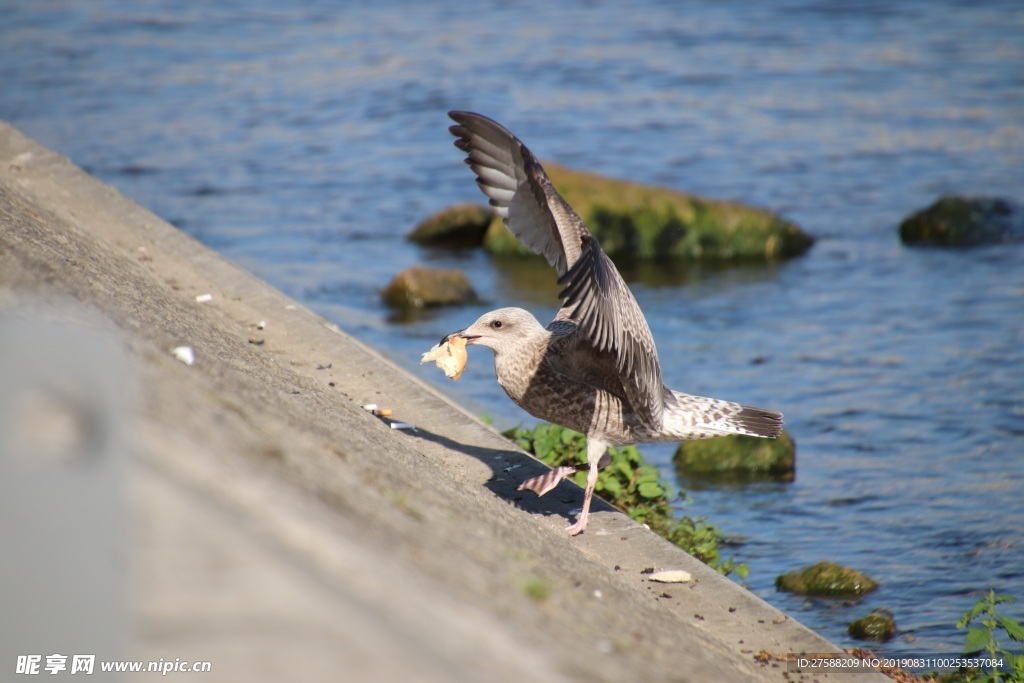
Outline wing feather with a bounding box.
[448,110,664,427]
[556,236,663,425]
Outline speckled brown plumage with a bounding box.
[445,111,782,535]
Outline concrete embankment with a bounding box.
[0,120,888,682]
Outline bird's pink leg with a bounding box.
[566,439,607,536]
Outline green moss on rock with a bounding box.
[674,430,795,479]
[899,195,1021,246]
[775,561,879,598]
[381,266,478,309]
[408,203,493,247]
[483,162,813,261]
[848,608,897,642]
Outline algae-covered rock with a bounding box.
[899,195,1023,246]
[408,203,493,247]
[775,561,879,598]
[381,266,478,309]
[848,608,897,642]
[483,163,813,261]
[674,430,795,479]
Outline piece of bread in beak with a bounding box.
[420,335,468,380]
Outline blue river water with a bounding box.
[3,0,1022,660]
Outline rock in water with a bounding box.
[775,561,879,598]
[408,203,493,247]
[675,430,795,480]
[482,162,813,261]
[382,266,478,309]
[848,608,897,642]
[899,195,1023,246]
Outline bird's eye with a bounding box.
[491,320,503,329]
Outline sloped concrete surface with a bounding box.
[0,120,887,682]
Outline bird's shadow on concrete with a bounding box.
[408,426,618,526]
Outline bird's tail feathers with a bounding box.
[662,390,783,440]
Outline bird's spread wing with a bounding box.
[448,111,664,427]
[556,235,663,426]
[448,111,586,276]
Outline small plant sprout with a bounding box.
[957,590,1024,683]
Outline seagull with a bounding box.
[443,111,783,536]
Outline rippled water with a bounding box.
[4,0,1023,660]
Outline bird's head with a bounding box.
[444,307,545,357]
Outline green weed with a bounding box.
[953,590,1024,683]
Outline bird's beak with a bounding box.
[441,329,480,345]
